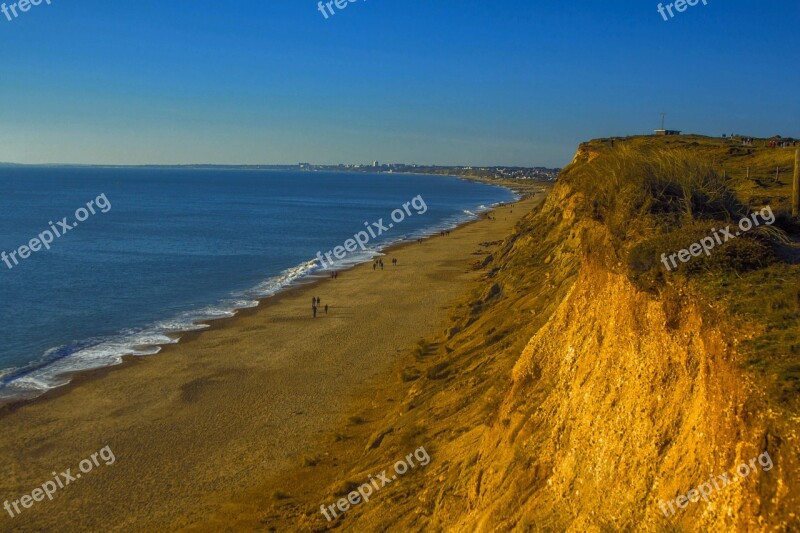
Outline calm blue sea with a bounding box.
[0,167,514,401]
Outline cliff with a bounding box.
[447,136,800,531]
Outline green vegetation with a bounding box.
[561,135,800,409]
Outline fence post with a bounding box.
[793,147,799,217]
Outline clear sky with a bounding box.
[0,0,797,167]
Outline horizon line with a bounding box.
[0,162,563,170]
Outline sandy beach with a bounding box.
[0,192,544,531]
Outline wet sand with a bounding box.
[0,194,543,531]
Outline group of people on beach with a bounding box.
[372,257,398,271]
[312,296,328,318]
[313,256,399,316]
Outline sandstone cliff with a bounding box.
[448,137,799,531]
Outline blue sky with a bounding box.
[0,0,797,167]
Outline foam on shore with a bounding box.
[0,197,514,404]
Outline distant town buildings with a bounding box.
[294,162,560,181]
[488,167,560,181]
[654,129,682,136]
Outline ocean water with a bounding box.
[0,167,515,401]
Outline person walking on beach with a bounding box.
[373,262,377,271]
[324,304,328,314]
[312,296,316,306]
[312,305,317,318]
[316,296,321,306]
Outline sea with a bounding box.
[0,167,515,402]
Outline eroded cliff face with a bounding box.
[462,264,791,531]
[445,150,798,531]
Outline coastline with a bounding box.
[0,209,477,416]
[0,179,526,408]
[0,191,545,531]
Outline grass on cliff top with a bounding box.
[560,134,800,408]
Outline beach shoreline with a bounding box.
[0,183,535,413]
[1,236,429,415]
[0,191,547,531]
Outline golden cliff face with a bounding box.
[449,140,798,531]
[464,264,789,531]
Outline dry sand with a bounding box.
[0,193,543,531]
